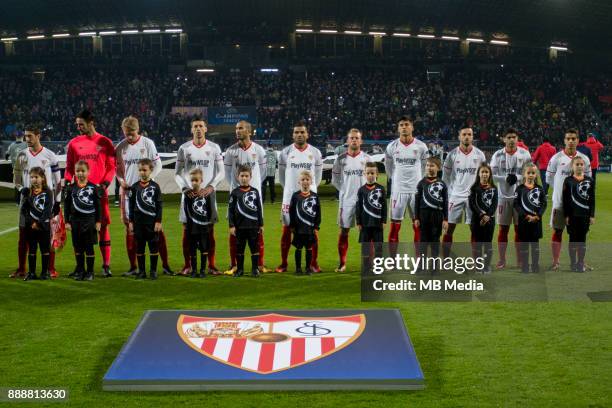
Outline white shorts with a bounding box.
[448,197,472,224]
[496,198,518,226]
[550,207,566,231]
[390,192,415,221]
[181,192,219,224]
[337,205,357,228]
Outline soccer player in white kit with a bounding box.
[116,116,174,276]
[12,123,62,278]
[332,129,371,272]
[546,129,591,270]
[275,121,323,273]
[441,125,486,254]
[385,116,429,244]
[174,117,225,276]
[223,120,268,274]
[489,128,532,268]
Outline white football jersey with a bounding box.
[442,146,486,199]
[223,141,267,191]
[384,138,429,194]
[14,146,61,199]
[546,150,592,208]
[490,147,532,199]
[175,139,224,191]
[115,136,161,186]
[279,143,323,205]
[332,150,371,206]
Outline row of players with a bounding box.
[11,112,596,279]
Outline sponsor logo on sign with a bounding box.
[177,313,365,374]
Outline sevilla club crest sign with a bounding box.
[177,313,365,374]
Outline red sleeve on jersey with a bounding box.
[65,140,75,182]
[102,137,116,185]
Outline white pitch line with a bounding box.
[0,226,18,236]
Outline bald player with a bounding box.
[223,120,270,274]
[275,121,323,273]
[332,128,371,272]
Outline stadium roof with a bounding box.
[1,0,611,51]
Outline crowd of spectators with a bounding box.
[0,66,609,152]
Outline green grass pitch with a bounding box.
[0,175,610,407]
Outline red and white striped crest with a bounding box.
[177,313,366,374]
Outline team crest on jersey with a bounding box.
[368,189,383,209]
[428,182,445,201]
[308,154,313,160]
[192,197,208,216]
[243,191,258,210]
[96,146,102,152]
[140,148,146,156]
[141,186,156,206]
[78,186,94,204]
[527,189,541,207]
[206,151,210,156]
[482,189,495,207]
[302,197,317,217]
[34,193,47,211]
[251,154,257,159]
[41,159,47,167]
[577,181,591,199]
[177,313,365,374]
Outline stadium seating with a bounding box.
[0,66,608,151]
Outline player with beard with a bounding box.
[546,129,592,270]
[275,121,323,273]
[441,125,486,255]
[65,110,116,277]
[384,116,429,247]
[331,129,371,272]
[489,128,532,269]
[223,121,269,275]
[12,123,61,278]
[174,117,224,276]
[116,116,173,276]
